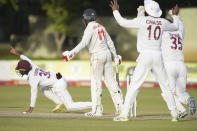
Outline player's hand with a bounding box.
[114,55,122,65]
[109,0,119,11]
[172,4,179,15]
[9,47,19,56]
[137,6,145,17]
[62,51,74,62]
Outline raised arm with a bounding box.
[164,5,180,31]
[10,47,33,65]
[177,17,185,39]
[109,0,141,28]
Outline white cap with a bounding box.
[144,0,162,18]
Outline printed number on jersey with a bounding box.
[147,25,161,40]
[170,35,182,50]
[34,68,51,78]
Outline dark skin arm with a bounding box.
[9,47,21,56]
[109,0,119,11]
[109,0,179,16]
[172,4,179,15]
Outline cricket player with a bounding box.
[62,8,123,117]
[10,47,92,113]
[161,10,196,117]
[110,0,180,121]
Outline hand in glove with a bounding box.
[62,51,74,62]
[114,55,122,65]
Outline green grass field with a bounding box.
[0,85,197,131]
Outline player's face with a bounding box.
[16,69,30,77]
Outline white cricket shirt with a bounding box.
[113,10,179,53]
[162,17,185,62]
[20,55,57,107]
[70,21,117,57]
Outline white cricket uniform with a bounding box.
[162,17,190,113]
[20,55,92,110]
[70,21,123,114]
[113,10,180,117]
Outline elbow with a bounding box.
[117,21,127,27]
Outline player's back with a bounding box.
[87,22,109,53]
[28,65,57,88]
[161,18,184,62]
[162,31,184,62]
[137,16,174,53]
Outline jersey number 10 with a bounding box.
[147,25,161,40]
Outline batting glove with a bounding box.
[114,55,122,65]
[137,6,145,17]
[62,51,74,62]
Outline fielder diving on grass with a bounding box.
[9,47,92,114]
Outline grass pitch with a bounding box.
[0,85,196,131]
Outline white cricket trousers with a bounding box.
[43,77,92,111]
[90,49,123,114]
[121,50,178,117]
[164,61,190,112]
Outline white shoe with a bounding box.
[84,112,103,117]
[113,115,129,121]
[52,104,65,113]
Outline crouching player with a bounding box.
[10,47,92,114]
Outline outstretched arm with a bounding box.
[109,0,141,28]
[9,47,33,65]
[10,47,21,56]
[164,5,180,31]
[62,25,93,61]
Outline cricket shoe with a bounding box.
[171,117,179,122]
[178,111,188,118]
[188,96,196,115]
[113,115,129,122]
[84,112,103,117]
[52,104,65,113]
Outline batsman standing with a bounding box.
[161,10,196,117]
[62,8,123,117]
[10,48,92,113]
[110,0,180,121]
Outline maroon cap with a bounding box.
[16,60,32,71]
